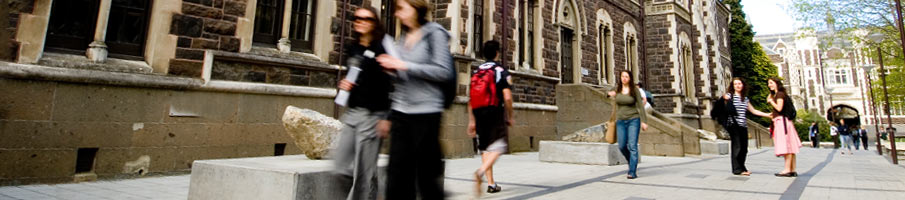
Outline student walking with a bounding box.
[607,70,648,179]
[853,124,862,150]
[760,78,801,177]
[838,120,854,155]
[377,0,454,199]
[719,78,772,176]
[860,127,869,151]
[332,7,392,200]
[468,41,514,196]
[809,122,820,148]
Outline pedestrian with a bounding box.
[852,125,862,150]
[377,0,454,199]
[761,77,801,177]
[468,40,514,196]
[860,127,869,150]
[607,70,648,179]
[809,122,820,148]
[637,82,654,109]
[830,122,839,148]
[719,78,772,176]
[838,120,854,155]
[332,6,393,200]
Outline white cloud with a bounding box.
[742,0,797,35]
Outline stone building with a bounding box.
[756,30,905,132]
[1,0,732,184]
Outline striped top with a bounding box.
[731,94,749,127]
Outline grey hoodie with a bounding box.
[388,22,454,114]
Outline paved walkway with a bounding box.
[2,147,904,200]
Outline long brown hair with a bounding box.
[767,77,786,99]
[399,0,431,31]
[615,70,638,99]
[726,77,748,101]
[352,6,385,46]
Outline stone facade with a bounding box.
[1,0,734,184]
[754,30,903,127]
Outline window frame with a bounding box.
[287,0,316,53]
[106,0,152,59]
[44,0,100,55]
[473,0,485,58]
[253,0,285,47]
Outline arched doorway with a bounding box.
[827,105,861,126]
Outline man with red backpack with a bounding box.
[468,40,514,196]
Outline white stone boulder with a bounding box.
[562,123,608,143]
[281,106,343,159]
[698,129,718,141]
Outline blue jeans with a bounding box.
[841,135,854,150]
[617,118,641,177]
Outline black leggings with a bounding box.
[385,111,445,200]
[728,125,749,174]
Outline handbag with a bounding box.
[605,98,618,144]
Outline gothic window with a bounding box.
[518,0,537,70]
[598,24,612,84]
[626,36,638,79]
[474,0,485,58]
[381,0,397,37]
[288,0,316,53]
[106,0,151,58]
[45,0,99,54]
[253,0,284,45]
[682,45,695,100]
[253,0,317,52]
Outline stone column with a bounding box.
[277,0,293,53]
[87,0,113,62]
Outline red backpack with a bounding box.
[469,64,498,109]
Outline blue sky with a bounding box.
[741,0,796,35]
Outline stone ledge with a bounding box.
[700,140,729,155]
[188,155,388,200]
[538,141,628,166]
[0,61,337,98]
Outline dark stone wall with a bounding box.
[3,0,35,62]
[169,0,246,77]
[643,14,676,113]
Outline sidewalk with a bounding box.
[2,147,904,200]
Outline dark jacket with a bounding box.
[344,41,393,112]
[712,95,739,129]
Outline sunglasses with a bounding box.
[354,16,377,22]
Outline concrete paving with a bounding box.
[2,147,904,200]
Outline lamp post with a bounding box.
[877,47,898,164]
[862,64,883,155]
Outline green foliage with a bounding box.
[724,0,780,126]
[788,0,905,112]
[794,109,833,142]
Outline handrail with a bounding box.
[586,85,697,137]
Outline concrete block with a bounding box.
[0,78,55,120]
[700,140,729,155]
[51,84,167,122]
[164,91,240,123]
[538,141,627,165]
[188,155,388,200]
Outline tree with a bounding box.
[795,109,832,142]
[724,0,780,126]
[788,0,905,113]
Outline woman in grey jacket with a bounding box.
[376,0,454,199]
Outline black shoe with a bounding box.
[487,184,501,193]
[774,172,794,177]
[790,172,798,177]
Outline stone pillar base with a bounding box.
[277,38,291,53]
[86,41,108,62]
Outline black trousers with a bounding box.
[385,111,445,200]
[728,124,749,174]
[810,136,820,148]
